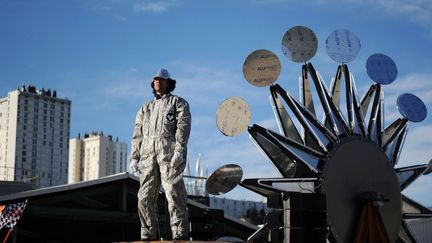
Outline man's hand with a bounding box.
[170,152,183,169]
[129,159,139,173]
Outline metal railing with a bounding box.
[183,175,208,197]
[0,166,40,186]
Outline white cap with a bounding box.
[154,68,171,80]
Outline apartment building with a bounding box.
[0,85,71,187]
[68,132,127,183]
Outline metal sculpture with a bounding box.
[208,26,429,243]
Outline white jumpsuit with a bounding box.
[131,93,191,240]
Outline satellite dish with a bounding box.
[366,54,398,85]
[216,97,251,136]
[397,93,427,122]
[206,164,243,195]
[325,29,361,64]
[243,49,281,87]
[281,26,318,63]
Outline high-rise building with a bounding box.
[0,85,71,187]
[68,132,127,183]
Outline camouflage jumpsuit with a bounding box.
[131,93,191,239]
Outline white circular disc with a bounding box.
[325,29,361,64]
[243,49,281,87]
[216,97,251,136]
[281,26,318,63]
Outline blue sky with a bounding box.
[1,0,431,206]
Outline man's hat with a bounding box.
[154,68,171,80]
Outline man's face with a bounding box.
[153,78,168,95]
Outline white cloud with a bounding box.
[383,72,432,124]
[86,0,182,15]
[133,1,179,13]
[310,0,432,27]
[202,135,279,177]
[397,124,432,167]
[255,0,432,33]
[384,73,432,101]
[403,176,432,207]
[114,15,128,21]
[354,0,432,25]
[256,116,279,132]
[94,68,148,99]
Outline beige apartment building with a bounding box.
[0,85,71,187]
[68,132,127,183]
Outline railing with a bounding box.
[0,166,40,185]
[183,175,208,197]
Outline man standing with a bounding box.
[130,68,191,241]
